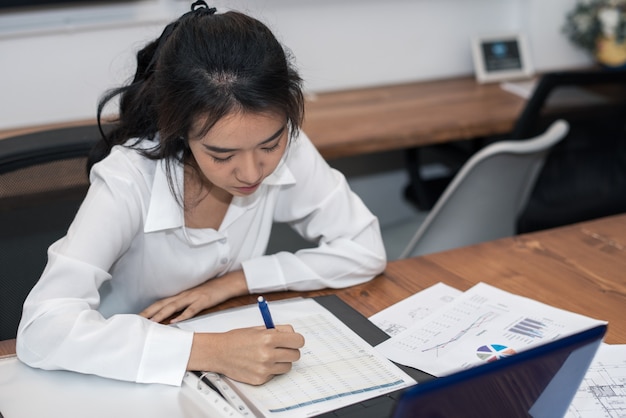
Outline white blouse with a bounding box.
[16,131,386,386]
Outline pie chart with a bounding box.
[476,344,516,362]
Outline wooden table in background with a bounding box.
[303,76,525,159]
[0,76,526,160]
[2,213,624,358]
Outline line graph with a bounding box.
[421,311,498,353]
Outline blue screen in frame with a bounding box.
[481,40,523,72]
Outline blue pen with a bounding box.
[257,296,275,329]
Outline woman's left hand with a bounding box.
[139,270,248,324]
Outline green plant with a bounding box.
[563,0,626,53]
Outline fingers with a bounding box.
[139,298,173,320]
[140,300,176,323]
[254,329,304,378]
[252,358,295,385]
[139,281,226,324]
[244,347,300,385]
[274,324,295,332]
[140,294,196,323]
[273,325,305,349]
[169,303,203,324]
[253,346,302,385]
[275,346,302,363]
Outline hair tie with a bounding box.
[191,0,216,13]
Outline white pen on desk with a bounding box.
[257,296,275,329]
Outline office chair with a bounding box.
[399,120,568,258]
[0,124,100,340]
[511,70,626,233]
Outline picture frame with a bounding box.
[471,33,534,83]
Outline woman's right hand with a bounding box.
[187,325,305,385]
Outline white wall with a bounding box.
[0,0,591,131]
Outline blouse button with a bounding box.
[219,238,227,244]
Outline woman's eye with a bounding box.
[211,155,233,163]
[263,140,281,153]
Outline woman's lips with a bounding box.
[234,183,260,194]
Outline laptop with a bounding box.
[314,295,606,418]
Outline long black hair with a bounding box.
[88,2,304,186]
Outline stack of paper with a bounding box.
[369,282,625,418]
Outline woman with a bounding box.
[16,1,386,387]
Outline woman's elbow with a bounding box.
[15,322,42,367]
[15,312,63,369]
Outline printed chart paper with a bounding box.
[176,298,416,417]
[369,282,462,336]
[375,282,606,377]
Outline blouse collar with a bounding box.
[144,151,296,234]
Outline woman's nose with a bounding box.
[236,153,263,184]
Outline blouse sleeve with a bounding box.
[242,132,387,293]
[16,148,193,386]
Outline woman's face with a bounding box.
[187,111,288,197]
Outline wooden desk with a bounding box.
[303,76,525,159]
[2,213,624,358]
[383,213,626,345]
[0,76,526,160]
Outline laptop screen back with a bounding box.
[391,325,606,418]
